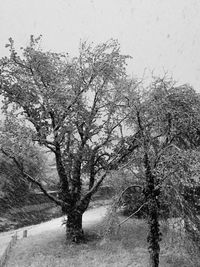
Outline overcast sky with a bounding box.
[1,0,200,90]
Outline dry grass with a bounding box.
[6,218,200,267]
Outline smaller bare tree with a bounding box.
[117,77,200,267]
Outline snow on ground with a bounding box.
[0,206,108,258]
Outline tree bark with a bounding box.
[147,199,160,267]
[144,153,161,267]
[66,210,84,242]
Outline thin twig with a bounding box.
[118,202,147,227]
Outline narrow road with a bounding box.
[0,205,108,257]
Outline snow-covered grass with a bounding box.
[0,199,111,233]
[6,215,198,267]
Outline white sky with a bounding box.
[0,0,200,90]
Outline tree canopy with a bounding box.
[0,36,131,241]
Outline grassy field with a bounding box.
[5,215,199,267]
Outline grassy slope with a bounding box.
[6,217,197,267]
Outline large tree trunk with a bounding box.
[66,210,84,242]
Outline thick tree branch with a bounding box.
[118,184,143,202]
[1,147,69,209]
[55,143,69,193]
[80,172,107,204]
[23,172,68,208]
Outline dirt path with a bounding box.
[0,205,108,257]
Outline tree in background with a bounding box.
[0,36,132,241]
